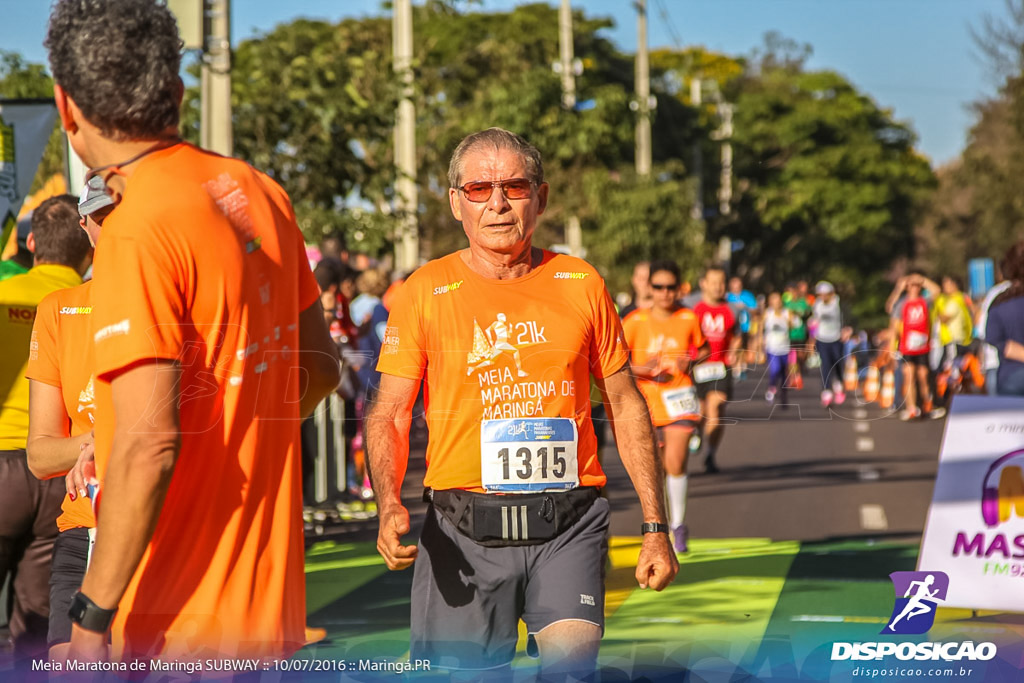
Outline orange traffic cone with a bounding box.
[843,356,859,393]
[863,365,880,403]
[879,369,896,410]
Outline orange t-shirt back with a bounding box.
[622,307,704,427]
[89,143,320,661]
[25,281,96,531]
[377,251,628,491]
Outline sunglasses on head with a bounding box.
[455,178,534,203]
[650,283,678,291]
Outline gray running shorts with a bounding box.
[410,494,610,671]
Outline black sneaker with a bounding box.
[704,454,720,474]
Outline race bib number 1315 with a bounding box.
[480,418,579,493]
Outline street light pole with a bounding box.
[393,0,419,272]
[559,0,576,110]
[204,0,232,156]
[635,0,651,177]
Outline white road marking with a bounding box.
[853,409,868,419]
[856,437,875,451]
[860,504,889,530]
[854,421,870,433]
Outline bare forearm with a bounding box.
[366,410,410,513]
[79,436,178,610]
[1006,340,1024,363]
[606,388,666,524]
[27,431,91,479]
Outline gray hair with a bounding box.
[447,128,544,188]
[46,0,183,140]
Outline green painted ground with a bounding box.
[298,537,1024,680]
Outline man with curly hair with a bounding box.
[45,0,340,663]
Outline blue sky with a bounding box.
[2,0,1009,166]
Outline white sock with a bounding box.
[667,474,688,528]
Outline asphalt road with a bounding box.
[604,365,946,544]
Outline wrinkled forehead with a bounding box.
[458,146,529,183]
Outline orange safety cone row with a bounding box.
[863,365,880,403]
[879,368,896,410]
[843,356,859,393]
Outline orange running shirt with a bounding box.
[622,308,704,427]
[377,251,628,492]
[89,143,319,661]
[25,281,96,532]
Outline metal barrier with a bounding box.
[306,392,348,505]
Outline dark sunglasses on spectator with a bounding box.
[650,283,678,291]
[455,178,534,202]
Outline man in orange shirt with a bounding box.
[45,0,340,662]
[25,179,112,657]
[0,195,93,667]
[368,128,677,678]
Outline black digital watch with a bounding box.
[68,592,117,633]
[641,522,669,534]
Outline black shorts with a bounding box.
[903,354,930,368]
[656,419,698,440]
[695,372,733,400]
[410,495,610,670]
[48,527,90,646]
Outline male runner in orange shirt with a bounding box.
[368,128,677,679]
[25,179,112,657]
[46,0,341,662]
[0,195,93,667]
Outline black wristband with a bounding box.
[68,592,117,634]
[641,522,669,534]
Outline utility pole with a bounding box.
[718,102,733,216]
[690,76,703,222]
[202,0,232,156]
[634,0,651,177]
[393,0,419,272]
[558,0,576,110]
[557,0,583,258]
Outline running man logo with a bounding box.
[882,571,949,635]
[981,448,1024,528]
[0,114,16,202]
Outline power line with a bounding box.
[654,0,683,50]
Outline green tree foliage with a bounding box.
[0,51,65,195]
[725,38,935,325]
[182,18,400,252]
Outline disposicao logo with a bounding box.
[830,570,997,663]
[882,571,948,635]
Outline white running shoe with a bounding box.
[821,390,833,407]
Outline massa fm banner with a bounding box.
[0,99,58,256]
[918,395,1024,612]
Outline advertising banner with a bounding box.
[0,99,57,254]
[918,394,1024,611]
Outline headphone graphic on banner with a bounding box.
[981,448,1024,528]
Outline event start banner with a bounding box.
[0,99,57,254]
[918,394,1024,612]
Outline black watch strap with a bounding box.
[68,592,117,633]
[641,522,669,534]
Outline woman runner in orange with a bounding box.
[622,261,708,553]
